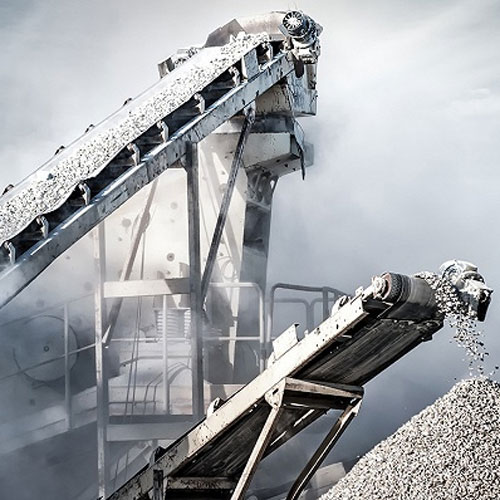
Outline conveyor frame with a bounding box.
[0,42,296,309]
[109,276,445,500]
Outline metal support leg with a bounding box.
[94,223,109,499]
[201,105,256,301]
[186,141,204,418]
[162,295,169,414]
[152,469,164,500]
[230,403,283,500]
[322,287,329,321]
[286,400,363,500]
[63,303,72,430]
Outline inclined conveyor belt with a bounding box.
[110,272,446,500]
[0,32,293,308]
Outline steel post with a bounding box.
[322,287,329,321]
[162,294,169,414]
[63,302,72,430]
[152,469,164,500]
[94,223,109,499]
[186,142,204,418]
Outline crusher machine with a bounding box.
[0,10,328,500]
[0,9,493,500]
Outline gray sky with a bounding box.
[1,0,500,478]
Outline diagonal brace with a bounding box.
[103,179,158,346]
[230,388,284,500]
[286,399,363,500]
[201,104,256,301]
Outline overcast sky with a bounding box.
[1,0,500,481]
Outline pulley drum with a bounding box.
[13,315,78,382]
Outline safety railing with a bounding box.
[267,283,344,354]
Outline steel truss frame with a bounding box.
[146,378,363,500]
[93,120,259,497]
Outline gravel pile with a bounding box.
[321,377,500,500]
[0,32,269,245]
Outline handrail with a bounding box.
[267,282,344,351]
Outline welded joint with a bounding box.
[243,100,257,120]
[265,382,285,409]
[257,42,273,66]
[346,398,363,418]
[228,66,241,86]
[192,93,205,114]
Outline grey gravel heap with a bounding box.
[0,32,268,246]
[321,377,500,500]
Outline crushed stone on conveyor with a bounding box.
[321,377,500,500]
[0,32,269,246]
[416,271,492,376]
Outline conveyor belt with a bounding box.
[110,272,445,500]
[0,30,296,309]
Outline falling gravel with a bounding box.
[321,377,500,500]
[415,271,490,376]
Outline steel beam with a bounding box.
[63,302,72,430]
[186,142,204,418]
[94,223,109,500]
[102,278,190,299]
[162,294,169,414]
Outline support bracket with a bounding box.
[228,378,363,500]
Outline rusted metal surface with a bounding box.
[167,477,235,490]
